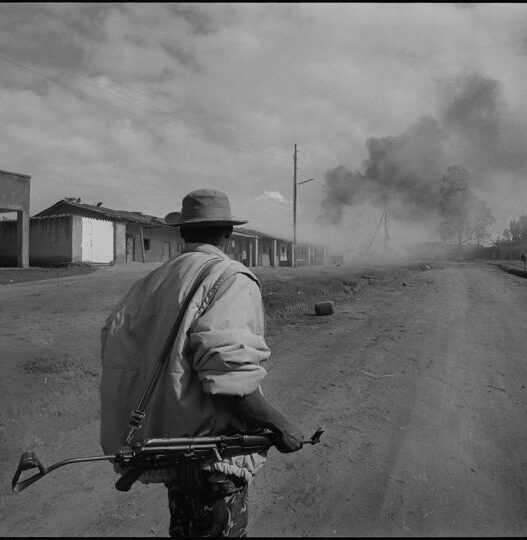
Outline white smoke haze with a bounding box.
[320,71,527,258]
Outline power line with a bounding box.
[1,25,173,114]
[11,13,293,157]
[0,52,286,164]
[0,32,290,161]
[10,16,291,158]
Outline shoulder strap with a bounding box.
[196,264,261,319]
[123,257,222,446]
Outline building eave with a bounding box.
[0,169,32,180]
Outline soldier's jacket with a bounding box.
[100,243,270,481]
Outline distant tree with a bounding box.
[503,215,527,242]
[437,166,472,244]
[437,165,495,246]
[509,219,520,241]
[517,215,527,239]
[472,199,496,247]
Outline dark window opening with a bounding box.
[143,238,151,251]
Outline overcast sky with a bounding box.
[1,3,527,250]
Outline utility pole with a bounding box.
[293,143,298,268]
[383,207,389,251]
[292,144,315,268]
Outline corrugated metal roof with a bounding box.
[234,226,292,243]
[36,199,167,226]
[36,200,298,242]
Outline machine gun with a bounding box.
[12,428,324,493]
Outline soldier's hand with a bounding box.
[273,423,304,453]
[226,390,305,453]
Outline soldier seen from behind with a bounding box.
[99,188,304,537]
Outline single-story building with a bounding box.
[0,169,31,267]
[254,231,294,267]
[0,197,341,268]
[0,213,116,266]
[227,228,260,267]
[35,198,183,264]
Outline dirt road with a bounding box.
[2,261,527,536]
[251,262,527,537]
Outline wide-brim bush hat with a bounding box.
[165,188,248,227]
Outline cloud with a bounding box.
[0,3,527,245]
[255,191,289,204]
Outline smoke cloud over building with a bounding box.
[321,72,527,240]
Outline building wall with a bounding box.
[277,240,292,267]
[295,243,310,267]
[227,234,259,267]
[71,216,83,262]
[312,245,326,265]
[257,238,328,267]
[114,222,126,263]
[0,170,31,267]
[33,215,78,264]
[0,219,18,265]
[259,237,277,267]
[0,215,77,266]
[127,223,183,263]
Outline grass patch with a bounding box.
[257,264,422,324]
[260,271,373,320]
[22,354,100,378]
[499,265,527,278]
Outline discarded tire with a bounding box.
[315,301,335,316]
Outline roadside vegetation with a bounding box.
[0,263,95,284]
[255,264,421,333]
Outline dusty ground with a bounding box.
[2,258,527,536]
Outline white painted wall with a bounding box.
[81,217,114,263]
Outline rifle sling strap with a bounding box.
[124,256,223,445]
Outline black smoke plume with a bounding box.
[321,72,527,227]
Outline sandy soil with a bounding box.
[2,260,527,536]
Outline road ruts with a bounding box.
[249,262,527,537]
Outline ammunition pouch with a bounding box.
[162,461,247,497]
[205,470,246,496]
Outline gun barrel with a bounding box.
[140,429,323,454]
[140,433,274,453]
[142,436,223,447]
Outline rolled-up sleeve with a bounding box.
[189,272,270,396]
